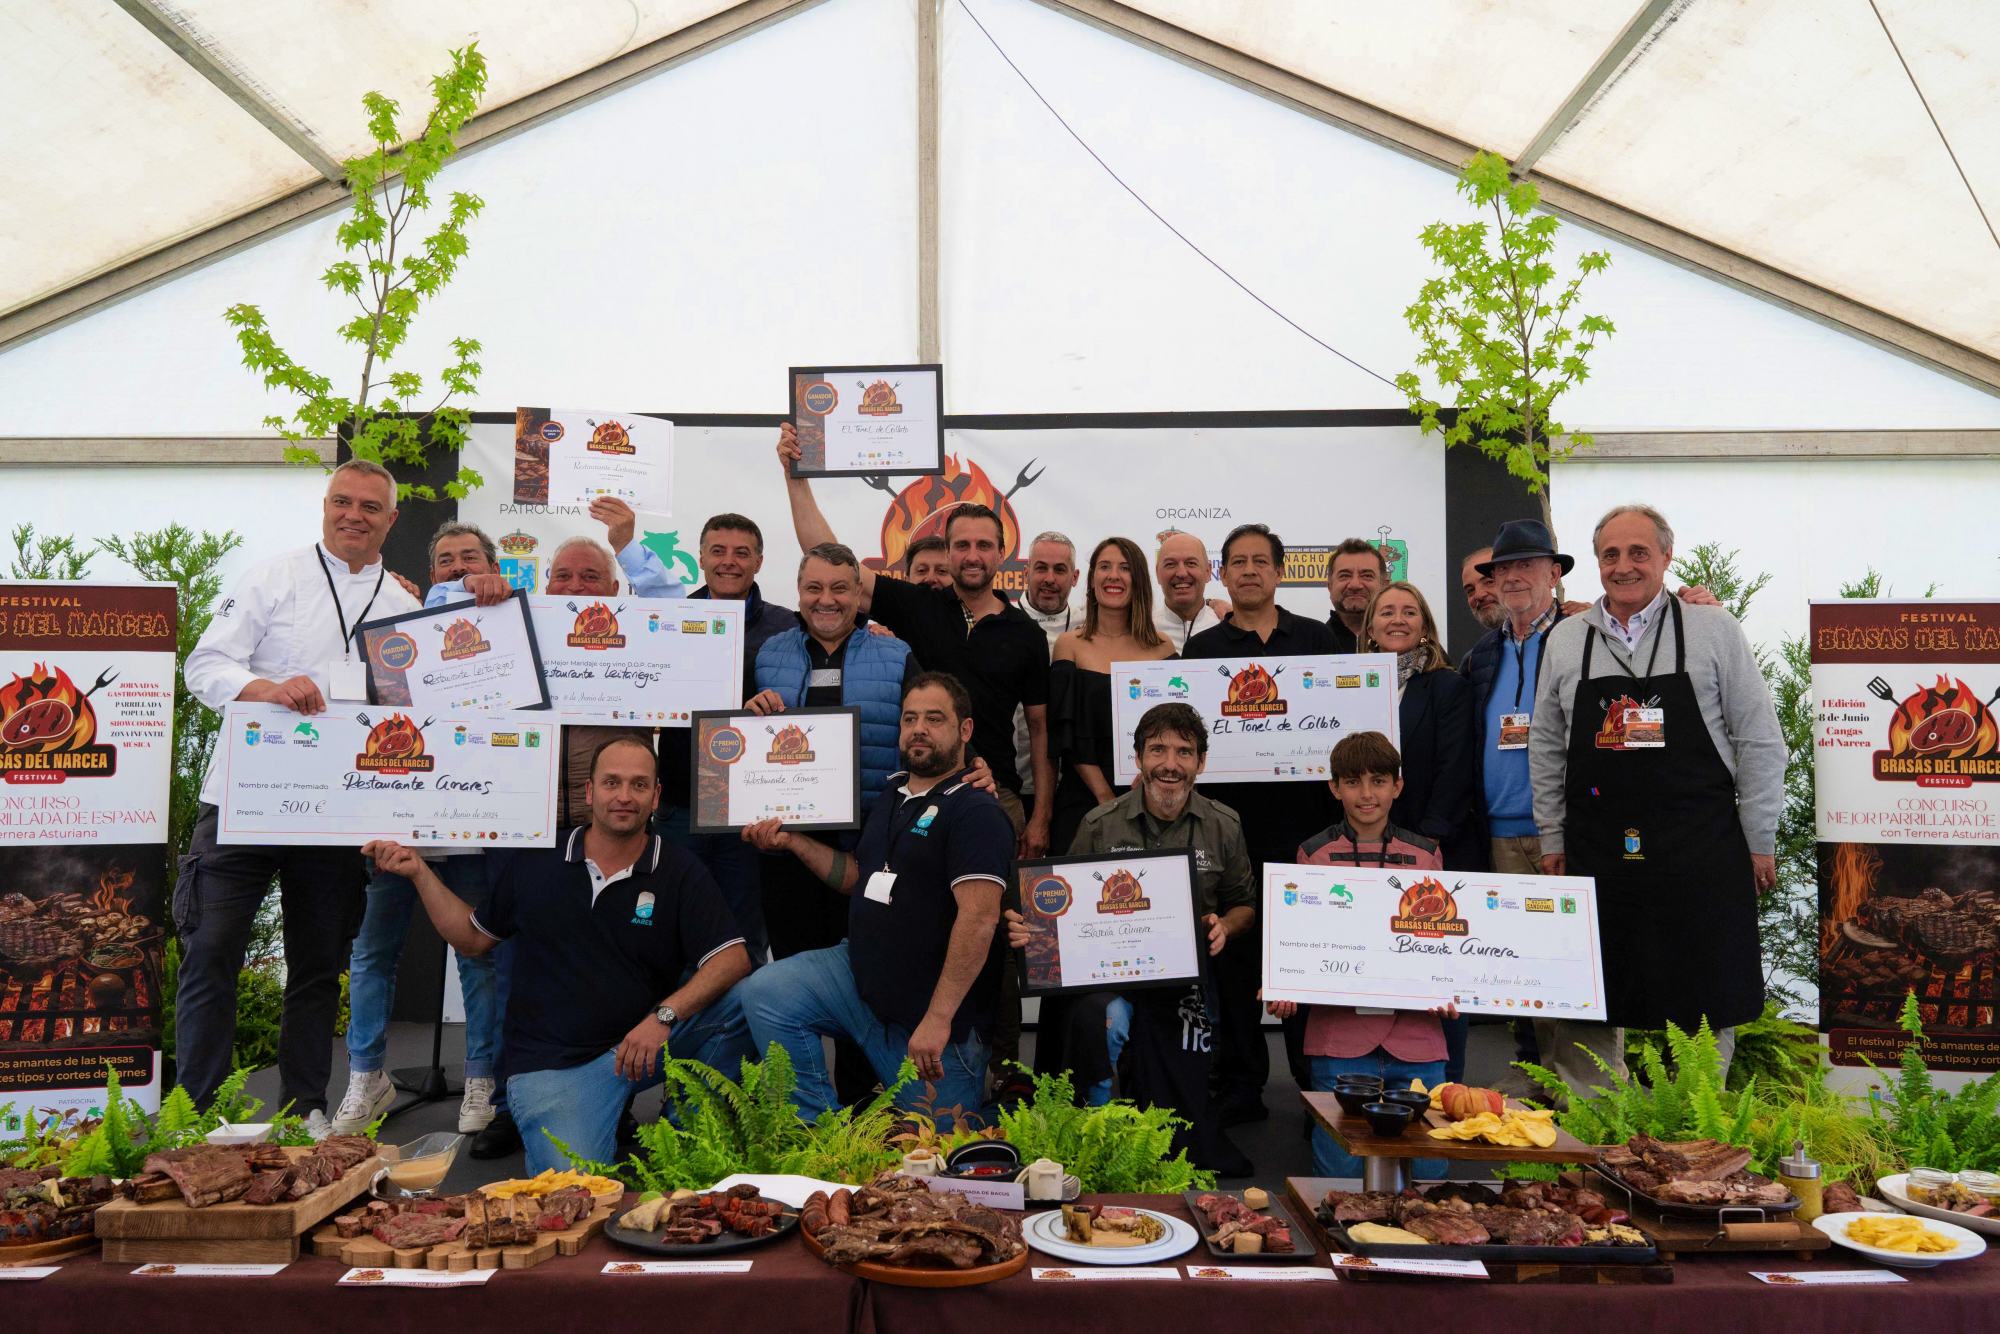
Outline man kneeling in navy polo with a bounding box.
[738,673,1012,1125]
[363,736,754,1172]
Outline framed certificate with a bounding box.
[788,364,944,477]
[689,707,862,833]
[1013,850,1203,997]
[214,703,559,847]
[513,407,673,513]
[1260,864,1606,1019]
[1110,654,1400,784]
[529,595,745,725]
[357,592,551,714]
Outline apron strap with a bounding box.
[1581,621,1599,678]
[1669,595,1686,676]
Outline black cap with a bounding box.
[1476,520,1574,576]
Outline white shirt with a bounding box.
[187,544,420,805]
[1601,587,1669,653]
[1154,599,1221,651]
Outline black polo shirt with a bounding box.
[473,827,746,1078]
[867,577,1049,795]
[847,768,1015,1041]
[1183,607,1340,863]
[1324,613,1360,655]
[800,632,925,708]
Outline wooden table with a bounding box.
[1301,1091,1596,1193]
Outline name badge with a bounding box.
[863,870,897,905]
[327,658,369,703]
[807,668,843,690]
[1622,706,1665,748]
[1496,712,1531,750]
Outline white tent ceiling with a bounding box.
[5,0,1997,386]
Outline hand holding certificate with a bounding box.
[531,595,744,725]
[788,364,944,477]
[1014,851,1203,996]
[513,407,673,512]
[1260,866,1605,1019]
[689,708,860,832]
[358,592,550,714]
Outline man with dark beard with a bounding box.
[1325,537,1388,654]
[1005,703,1255,1174]
[738,674,1013,1124]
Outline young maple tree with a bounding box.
[1396,151,1615,530]
[225,45,489,500]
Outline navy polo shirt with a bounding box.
[474,827,746,1079]
[847,769,1015,1041]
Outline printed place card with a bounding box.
[1330,1253,1488,1279]
[1185,1265,1338,1281]
[131,1263,289,1277]
[917,1173,1026,1210]
[1751,1270,1908,1286]
[602,1260,755,1275]
[339,1266,496,1287]
[0,1266,60,1280]
[1032,1266,1182,1281]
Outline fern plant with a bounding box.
[1861,992,2000,1172]
[992,1066,1214,1194]
[62,1067,151,1178]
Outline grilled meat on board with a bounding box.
[805,1173,1023,1269]
[1598,1135,1792,1206]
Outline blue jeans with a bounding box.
[658,804,769,963]
[505,988,753,1174]
[737,942,989,1126]
[346,856,500,1080]
[1309,1053,1450,1180]
[1086,997,1134,1107]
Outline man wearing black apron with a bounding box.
[1529,505,1783,1085]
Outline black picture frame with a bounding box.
[1013,848,1203,998]
[687,705,863,833]
[787,363,945,478]
[355,589,552,712]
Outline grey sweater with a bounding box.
[1528,598,1785,856]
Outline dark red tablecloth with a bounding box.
[9,1231,863,1334]
[858,1194,1999,1334]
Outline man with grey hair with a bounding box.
[1014,530,1080,813]
[1529,502,1782,1087]
[178,458,423,1129]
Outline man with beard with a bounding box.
[1460,546,1502,632]
[1325,538,1388,654]
[903,536,952,589]
[1005,703,1255,1174]
[738,674,1012,1124]
[1183,524,1339,1126]
[1154,530,1222,650]
[361,737,754,1173]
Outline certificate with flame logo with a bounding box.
[527,595,743,726]
[689,706,861,833]
[357,591,550,715]
[1014,850,1202,996]
[1109,653,1400,784]
[788,364,943,478]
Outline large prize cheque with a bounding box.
[530,595,744,724]
[1014,850,1203,997]
[213,703,558,848]
[689,707,861,833]
[357,592,549,714]
[1261,865,1606,1020]
[1110,653,1399,784]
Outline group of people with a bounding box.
[169,430,1783,1180]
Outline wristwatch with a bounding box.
[653,1002,678,1027]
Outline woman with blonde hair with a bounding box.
[1360,580,1475,867]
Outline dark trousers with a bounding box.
[171,805,366,1114]
[1209,922,1269,1103]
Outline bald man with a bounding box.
[1153,530,1222,650]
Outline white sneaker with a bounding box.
[331,1070,395,1134]
[458,1077,496,1133]
[304,1108,333,1141]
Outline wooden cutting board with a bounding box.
[311,1200,613,1271]
[96,1146,379,1264]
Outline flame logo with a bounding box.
[356,714,436,773]
[1595,694,1647,748]
[766,724,816,765]
[1219,663,1288,719]
[0,664,95,752]
[856,380,903,416]
[568,601,626,649]
[1391,876,1468,938]
[439,618,490,661]
[1874,675,2000,787]
[1095,868,1152,916]
[587,419,635,454]
[866,454,1041,576]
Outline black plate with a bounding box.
[1587,1162,1800,1219]
[1316,1209,1660,1265]
[1182,1190,1314,1262]
[603,1202,801,1256]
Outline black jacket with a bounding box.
[1389,667,1479,870]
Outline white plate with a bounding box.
[1023,1208,1198,1266]
[204,1122,273,1146]
[1813,1210,1988,1267]
[1877,1175,2000,1237]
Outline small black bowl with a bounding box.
[944,1140,1021,1179]
[1361,1102,1414,1138]
[1381,1089,1432,1116]
[1334,1074,1385,1091]
[1332,1085,1378,1116]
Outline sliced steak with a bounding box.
[1327,1190,1399,1225]
[1403,1212,1491,1246]
[373,1213,465,1250]
[242,1169,295,1206]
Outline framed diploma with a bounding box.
[1110,654,1400,784]
[513,407,674,513]
[1013,850,1203,997]
[213,703,559,847]
[689,707,862,833]
[1260,864,1606,1019]
[529,595,745,725]
[788,364,944,477]
[358,592,551,714]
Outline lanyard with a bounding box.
[1508,613,1553,708]
[1592,602,1669,686]
[316,545,387,656]
[1335,823,1391,869]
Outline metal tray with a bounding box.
[603,1203,799,1256]
[1316,1209,1660,1265]
[1587,1162,1799,1220]
[1182,1190,1315,1262]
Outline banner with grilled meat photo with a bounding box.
[1810,599,2000,1071]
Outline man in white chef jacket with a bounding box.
[177,459,421,1131]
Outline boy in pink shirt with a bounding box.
[1268,731,1454,1179]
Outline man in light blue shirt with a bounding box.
[425,497,683,607]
